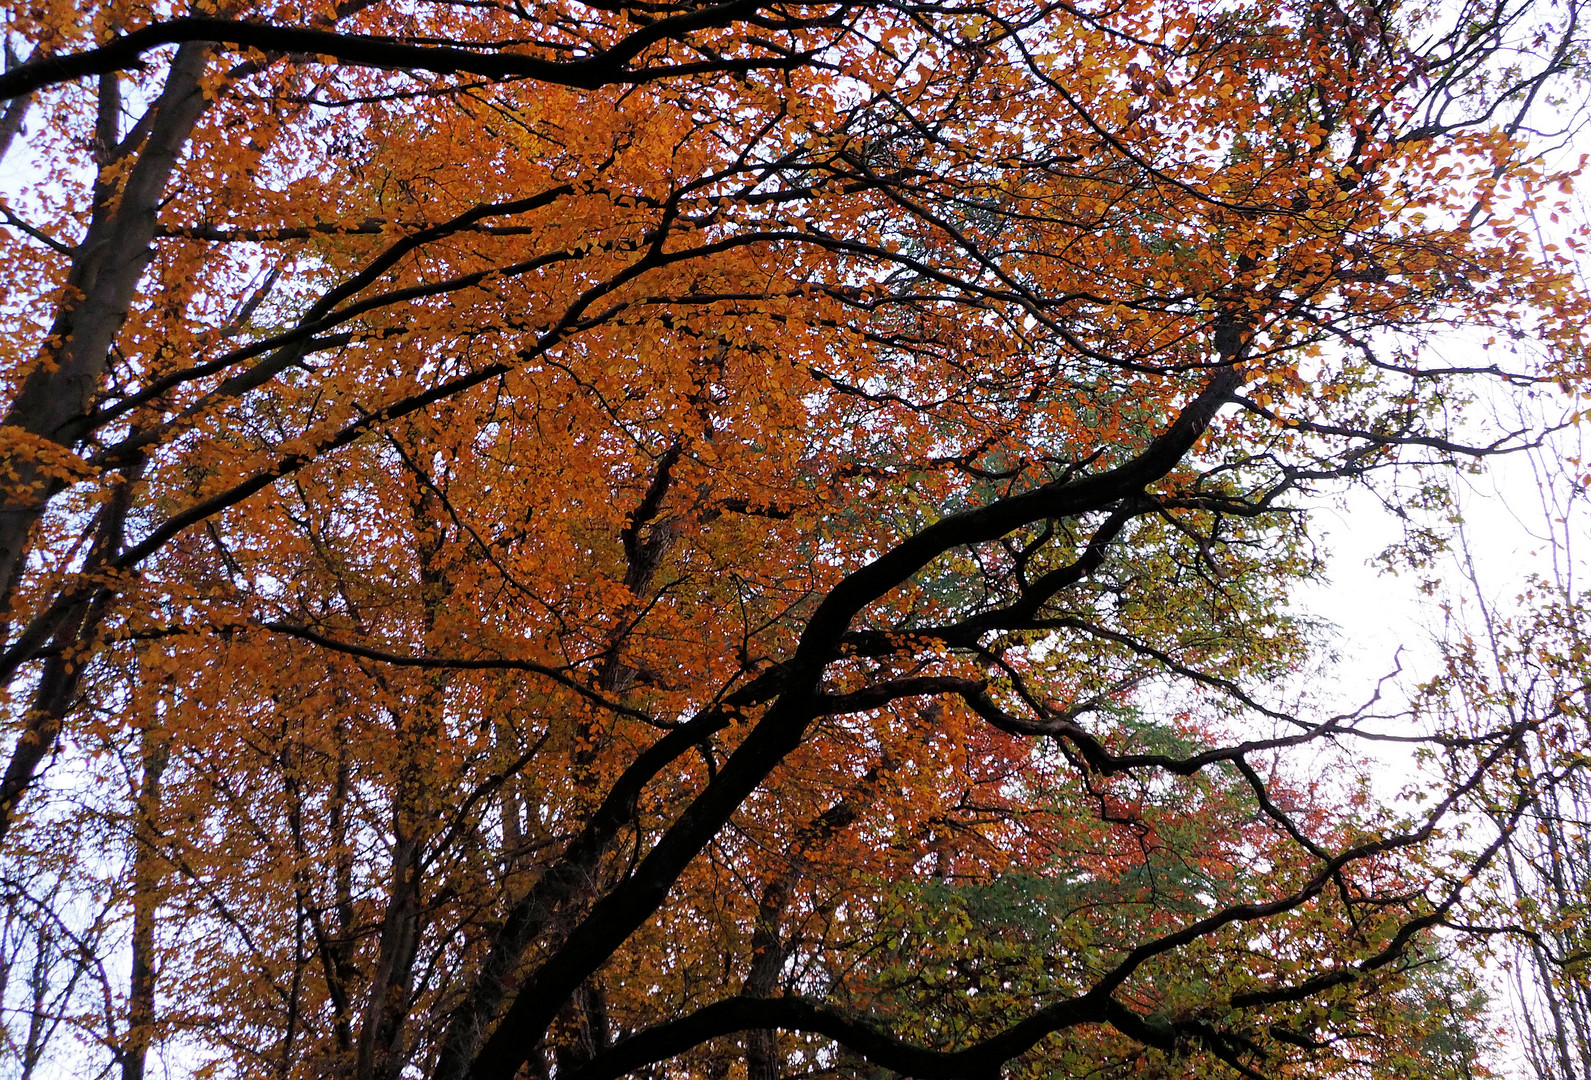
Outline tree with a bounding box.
[0,0,1586,1077]
[1411,430,1591,1080]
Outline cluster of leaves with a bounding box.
[0,0,1586,1078]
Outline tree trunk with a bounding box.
[121,721,169,1080]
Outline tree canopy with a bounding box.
[0,0,1588,1078]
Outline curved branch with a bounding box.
[260,622,660,724]
[560,994,1079,1080]
[790,364,1244,669]
[0,6,815,101]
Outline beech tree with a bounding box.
[0,0,1587,1077]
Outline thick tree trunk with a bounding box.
[744,881,789,1080]
[355,831,424,1080]
[0,44,211,838]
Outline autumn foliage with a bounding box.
[0,0,1587,1077]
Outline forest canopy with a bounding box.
[0,0,1588,1078]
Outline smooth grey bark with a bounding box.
[0,43,210,839]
